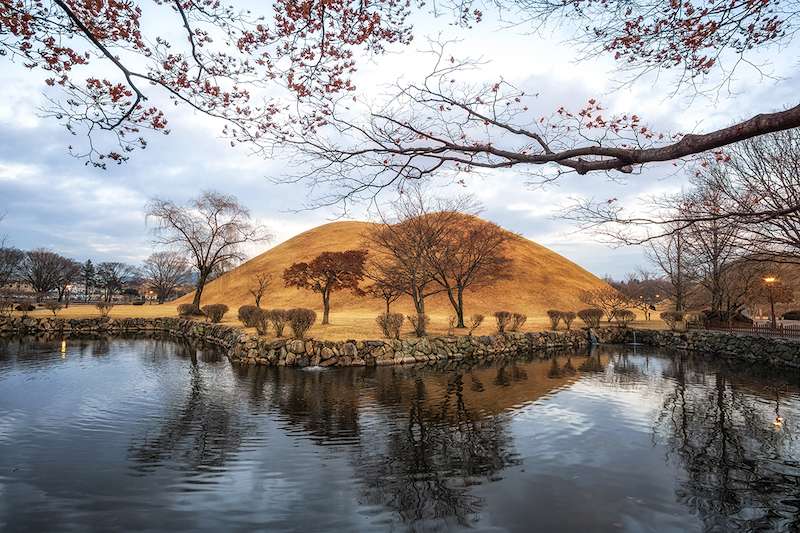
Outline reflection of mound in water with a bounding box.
[547,358,562,379]
[579,355,605,373]
[546,358,577,379]
[493,364,529,386]
[302,366,327,372]
[470,375,485,393]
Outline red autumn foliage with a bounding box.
[283,249,368,324]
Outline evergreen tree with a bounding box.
[81,260,95,300]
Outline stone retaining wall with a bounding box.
[0,316,599,367]
[625,328,800,369]
[2,316,797,369]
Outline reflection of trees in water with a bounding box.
[355,372,520,529]
[127,355,248,475]
[494,364,528,386]
[249,366,362,443]
[656,355,800,531]
[594,353,648,391]
[547,357,577,379]
[578,353,605,373]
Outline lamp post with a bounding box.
[764,277,777,329]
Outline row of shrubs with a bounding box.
[237,305,317,339]
[545,308,636,329]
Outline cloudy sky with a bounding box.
[1,5,796,279]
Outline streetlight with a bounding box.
[764,276,778,329]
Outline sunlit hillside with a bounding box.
[176,218,611,336]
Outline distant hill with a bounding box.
[177,218,610,321]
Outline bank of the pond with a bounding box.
[1,316,798,368]
[630,328,800,369]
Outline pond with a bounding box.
[0,337,798,532]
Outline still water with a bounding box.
[0,337,798,532]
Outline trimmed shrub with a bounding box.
[577,308,603,328]
[782,310,800,321]
[287,308,316,338]
[267,309,289,337]
[546,310,562,331]
[15,303,35,315]
[95,302,114,317]
[252,309,270,336]
[547,358,562,379]
[376,313,404,339]
[562,311,577,330]
[202,304,229,323]
[494,311,512,333]
[613,309,636,327]
[44,302,62,316]
[509,313,527,332]
[0,300,13,317]
[660,311,685,331]
[467,314,484,336]
[238,305,260,327]
[407,313,430,337]
[177,303,203,317]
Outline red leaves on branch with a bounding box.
[561,0,787,76]
[0,0,421,166]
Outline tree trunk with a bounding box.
[192,272,208,307]
[322,291,330,325]
[384,298,391,315]
[412,284,425,315]
[445,287,466,328]
[456,287,465,328]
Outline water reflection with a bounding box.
[656,355,800,531]
[0,337,798,532]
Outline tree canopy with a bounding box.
[4,0,799,184]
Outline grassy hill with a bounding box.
[175,218,610,338]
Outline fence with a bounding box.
[692,322,800,339]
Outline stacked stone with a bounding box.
[3,316,796,369]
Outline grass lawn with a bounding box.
[13,303,665,341]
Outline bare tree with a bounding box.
[3,0,800,176]
[609,271,670,320]
[679,180,743,314]
[423,214,513,328]
[0,247,24,289]
[364,274,404,315]
[96,262,138,302]
[568,132,800,261]
[146,191,271,307]
[56,257,82,303]
[142,251,191,304]
[20,249,67,300]
[287,36,800,211]
[697,131,800,262]
[579,286,630,322]
[249,272,272,308]
[365,191,454,319]
[646,230,693,312]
